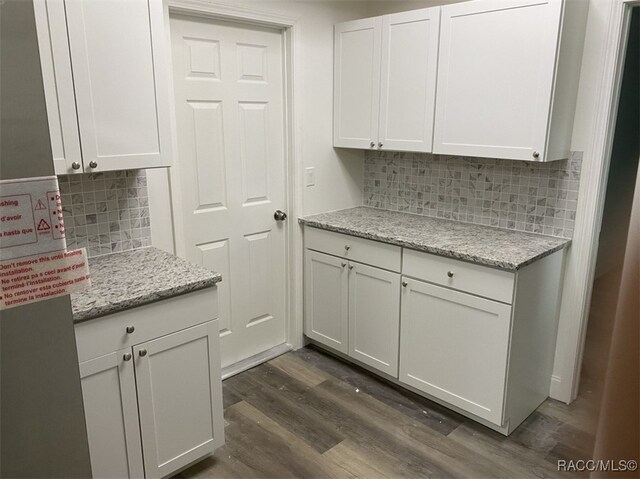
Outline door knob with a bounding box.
[274,210,287,221]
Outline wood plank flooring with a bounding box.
[176,346,596,479]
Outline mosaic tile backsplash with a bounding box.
[58,170,152,258]
[363,151,582,238]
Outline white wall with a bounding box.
[148,0,373,254]
[552,0,620,402]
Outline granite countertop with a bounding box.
[299,207,570,271]
[71,247,222,322]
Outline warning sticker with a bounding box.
[0,176,66,261]
[0,248,91,310]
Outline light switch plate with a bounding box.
[305,167,315,187]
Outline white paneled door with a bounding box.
[171,16,287,368]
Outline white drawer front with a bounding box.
[75,288,218,363]
[305,227,401,272]
[402,249,514,304]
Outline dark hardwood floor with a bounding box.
[176,346,596,478]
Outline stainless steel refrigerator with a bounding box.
[0,0,91,476]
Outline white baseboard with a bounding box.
[549,374,569,403]
[221,343,293,380]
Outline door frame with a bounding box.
[162,0,304,353]
[553,0,640,402]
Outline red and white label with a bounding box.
[0,248,91,310]
[0,176,66,261]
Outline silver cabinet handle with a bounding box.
[123,353,132,361]
[447,271,454,278]
[71,162,81,170]
[341,262,346,268]
[532,151,540,159]
[139,349,148,357]
[370,141,375,148]
[378,142,383,148]
[349,265,354,270]
[126,325,135,334]
[89,161,98,168]
[344,245,351,251]
[402,281,408,287]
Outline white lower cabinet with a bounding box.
[135,322,223,478]
[399,279,511,425]
[79,349,144,479]
[75,289,224,479]
[304,250,349,353]
[349,262,400,376]
[304,243,401,377]
[303,226,566,435]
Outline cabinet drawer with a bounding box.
[305,227,401,272]
[402,249,514,303]
[75,288,218,363]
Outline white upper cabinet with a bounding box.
[33,0,83,174]
[334,8,440,152]
[378,9,440,152]
[334,0,587,160]
[334,17,382,150]
[433,0,588,161]
[34,0,172,174]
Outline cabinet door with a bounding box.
[334,17,382,149]
[378,8,439,153]
[64,0,171,171]
[304,250,349,353]
[33,0,83,175]
[79,349,144,479]
[348,262,400,376]
[399,279,512,425]
[134,321,224,479]
[433,0,562,161]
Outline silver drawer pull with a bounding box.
[341,262,346,268]
[349,265,354,270]
[126,325,135,334]
[123,353,132,362]
[139,349,148,357]
[447,271,454,278]
[402,281,408,287]
[344,245,351,251]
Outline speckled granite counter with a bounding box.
[299,207,569,271]
[71,247,222,322]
